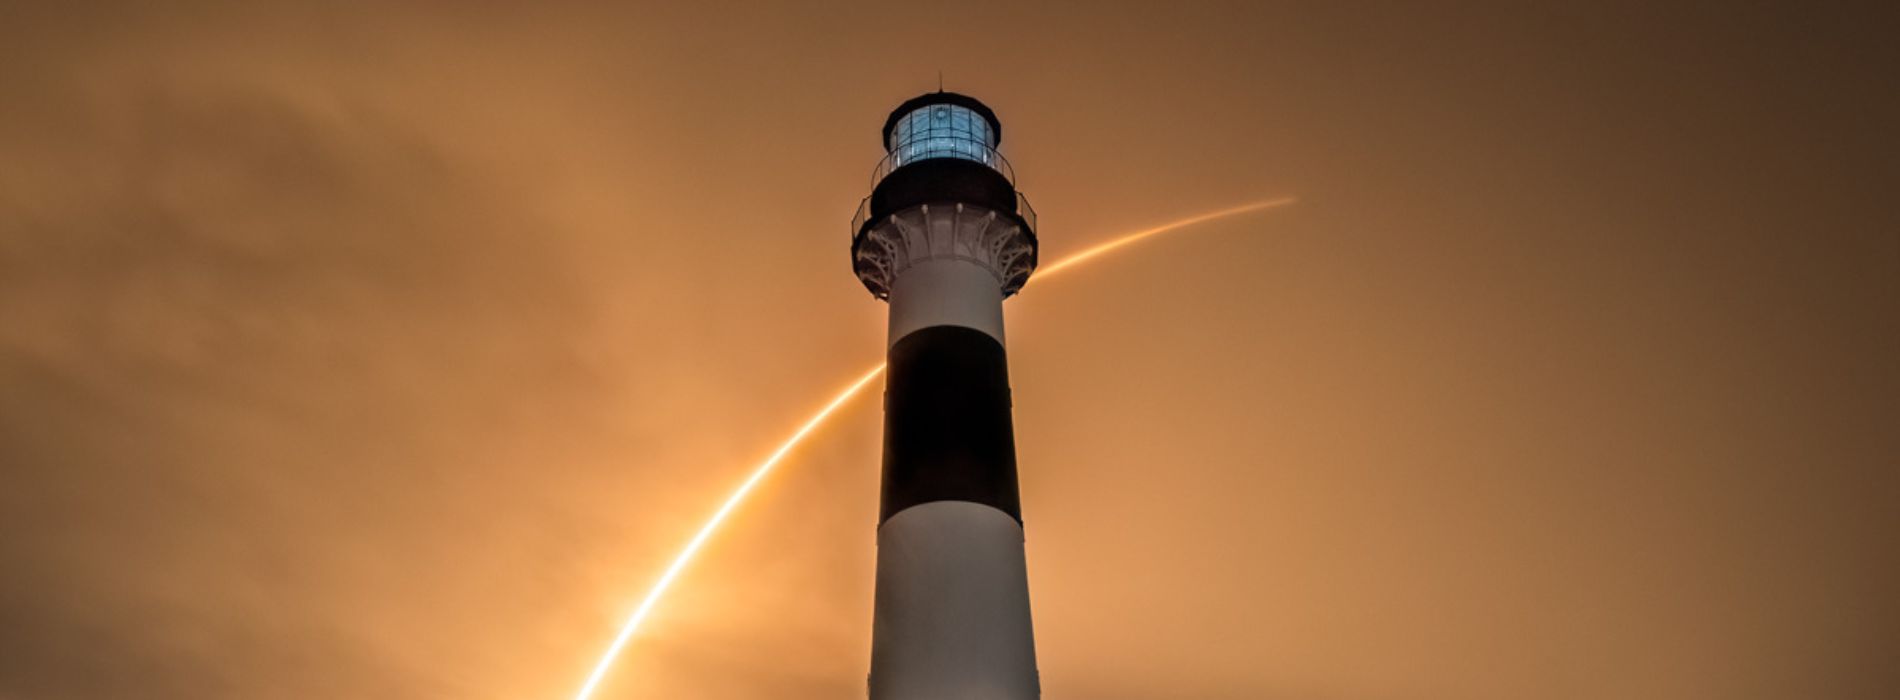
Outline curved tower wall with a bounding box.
[853,93,1041,700]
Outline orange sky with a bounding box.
[1,2,1895,698]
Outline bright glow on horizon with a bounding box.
[570,197,1296,700]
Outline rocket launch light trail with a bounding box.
[1030,197,1299,281]
[569,364,886,700]
[570,196,1296,700]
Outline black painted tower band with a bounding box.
[880,325,1022,524]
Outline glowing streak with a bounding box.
[570,197,1295,700]
[1031,196,1298,281]
[569,364,886,700]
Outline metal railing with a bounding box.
[851,196,870,239]
[868,141,1016,189]
[852,190,1036,240]
[1015,191,1037,234]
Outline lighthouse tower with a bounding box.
[850,92,1040,698]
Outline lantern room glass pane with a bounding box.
[887,104,999,173]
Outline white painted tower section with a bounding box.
[867,202,1028,348]
[871,501,1038,699]
[887,258,1005,348]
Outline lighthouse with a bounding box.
[850,92,1040,698]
